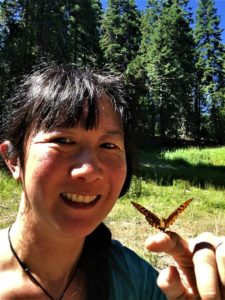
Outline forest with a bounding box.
[0,0,225,146]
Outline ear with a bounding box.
[0,141,21,181]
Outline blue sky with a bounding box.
[101,0,225,43]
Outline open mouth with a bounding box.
[60,192,100,208]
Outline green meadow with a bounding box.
[1,146,225,269]
[106,146,225,268]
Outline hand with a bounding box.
[145,231,225,300]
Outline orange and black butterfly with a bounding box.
[131,198,193,231]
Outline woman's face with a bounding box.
[18,97,127,238]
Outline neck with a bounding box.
[10,218,85,285]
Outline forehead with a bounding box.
[82,94,122,124]
[97,96,119,116]
[27,95,123,139]
[29,103,123,145]
[96,97,123,133]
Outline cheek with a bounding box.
[24,148,58,182]
[114,170,127,198]
[107,156,127,194]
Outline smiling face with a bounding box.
[16,97,127,238]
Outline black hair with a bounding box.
[1,64,138,300]
[82,223,112,300]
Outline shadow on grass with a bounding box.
[138,150,225,188]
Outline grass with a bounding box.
[1,146,225,269]
[140,146,225,188]
[106,178,225,269]
[163,146,225,166]
[106,146,225,269]
[0,171,20,227]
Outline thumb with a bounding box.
[157,266,197,299]
[158,266,184,299]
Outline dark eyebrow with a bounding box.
[51,127,124,137]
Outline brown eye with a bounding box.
[101,143,117,149]
[51,138,74,144]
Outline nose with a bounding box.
[70,150,103,183]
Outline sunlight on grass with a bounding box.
[141,146,225,188]
[163,146,225,166]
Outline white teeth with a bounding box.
[61,193,97,203]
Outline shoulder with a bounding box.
[109,240,166,300]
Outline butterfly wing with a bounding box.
[131,201,163,230]
[164,198,193,229]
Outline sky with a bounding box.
[101,0,225,43]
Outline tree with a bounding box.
[100,0,141,74]
[0,0,104,135]
[130,0,163,138]
[64,0,103,67]
[0,1,104,81]
[145,0,195,138]
[194,0,225,143]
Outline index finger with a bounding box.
[146,231,198,296]
[145,231,192,266]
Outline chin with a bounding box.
[54,218,101,239]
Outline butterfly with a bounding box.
[131,198,193,231]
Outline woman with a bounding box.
[0,64,224,300]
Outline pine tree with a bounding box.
[65,0,103,67]
[145,0,195,138]
[194,0,225,143]
[0,0,33,107]
[140,0,162,56]
[100,0,141,74]
[131,0,163,138]
[0,0,104,128]
[0,0,104,86]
